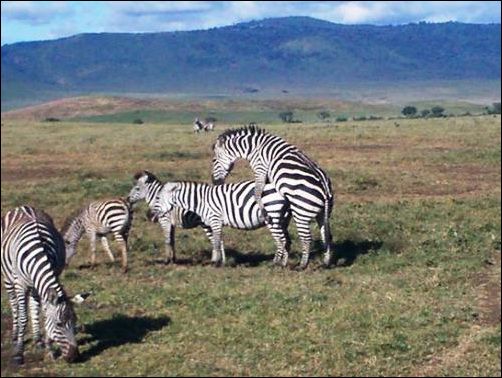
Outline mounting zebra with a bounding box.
[153,180,292,267]
[128,171,212,264]
[61,198,132,273]
[1,206,87,364]
[212,125,334,269]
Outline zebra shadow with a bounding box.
[146,249,274,268]
[330,239,383,267]
[78,315,171,362]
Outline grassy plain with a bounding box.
[1,114,501,376]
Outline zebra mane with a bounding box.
[217,124,265,142]
[134,170,158,184]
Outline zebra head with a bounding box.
[44,288,86,362]
[153,183,180,218]
[128,171,158,204]
[211,137,236,185]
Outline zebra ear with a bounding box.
[216,137,224,148]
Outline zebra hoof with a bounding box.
[12,355,24,365]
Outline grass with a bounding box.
[1,114,501,376]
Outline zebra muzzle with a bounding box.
[64,345,81,363]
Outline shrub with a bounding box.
[402,106,417,117]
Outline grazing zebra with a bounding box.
[1,206,85,364]
[61,198,132,273]
[212,125,334,269]
[153,180,292,267]
[128,171,211,264]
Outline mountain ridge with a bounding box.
[2,17,500,105]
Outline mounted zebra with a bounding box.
[128,171,211,264]
[212,125,334,269]
[1,206,87,364]
[152,180,292,267]
[61,198,132,273]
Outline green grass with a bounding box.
[1,114,501,376]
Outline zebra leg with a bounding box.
[100,236,115,262]
[28,291,44,348]
[114,232,129,273]
[316,212,333,267]
[254,175,271,223]
[88,232,98,269]
[159,216,176,264]
[5,282,20,344]
[202,225,218,263]
[209,222,225,266]
[293,214,313,270]
[12,286,28,365]
[267,222,289,267]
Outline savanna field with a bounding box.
[1,115,501,376]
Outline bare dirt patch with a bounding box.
[1,167,72,182]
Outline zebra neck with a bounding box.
[65,218,85,244]
[146,182,163,208]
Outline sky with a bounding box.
[1,1,501,45]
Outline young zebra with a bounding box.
[212,125,334,269]
[128,171,211,264]
[153,181,292,267]
[61,198,132,273]
[1,206,83,364]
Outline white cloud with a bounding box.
[1,1,71,25]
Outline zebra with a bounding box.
[128,170,211,264]
[61,198,132,273]
[1,206,86,364]
[193,118,215,133]
[193,118,205,133]
[212,125,334,269]
[152,180,292,267]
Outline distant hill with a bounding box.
[1,17,501,106]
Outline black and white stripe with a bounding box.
[1,206,80,364]
[61,198,132,273]
[153,180,292,266]
[128,171,210,264]
[212,125,334,269]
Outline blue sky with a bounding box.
[1,1,501,45]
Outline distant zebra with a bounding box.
[128,171,211,264]
[61,198,132,273]
[193,118,205,133]
[193,118,215,133]
[1,206,84,364]
[153,180,292,266]
[212,125,334,269]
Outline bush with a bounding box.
[44,117,61,122]
[317,111,331,120]
[279,111,294,123]
[133,118,144,125]
[336,116,348,122]
[431,106,445,117]
[402,106,417,117]
[420,109,431,118]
